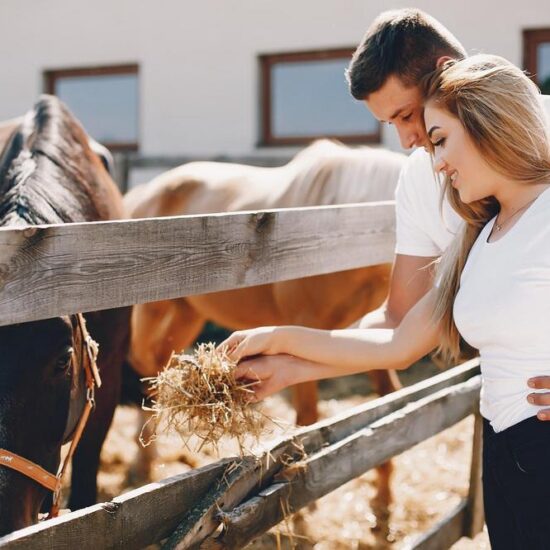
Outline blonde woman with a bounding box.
[220,55,550,548]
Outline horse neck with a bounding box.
[283,147,404,207]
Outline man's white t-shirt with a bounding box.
[394,147,460,256]
[394,94,550,257]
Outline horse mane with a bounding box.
[282,139,406,205]
[0,95,111,227]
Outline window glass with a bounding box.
[537,42,550,94]
[46,66,138,149]
[271,58,377,137]
[261,50,379,145]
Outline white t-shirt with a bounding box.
[394,147,461,256]
[454,187,550,432]
[394,94,550,257]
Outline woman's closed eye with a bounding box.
[432,137,446,148]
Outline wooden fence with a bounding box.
[0,202,483,548]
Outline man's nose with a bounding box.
[398,130,418,150]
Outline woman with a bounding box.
[220,55,550,548]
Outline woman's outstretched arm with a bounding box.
[221,288,441,389]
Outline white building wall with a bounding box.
[0,0,548,157]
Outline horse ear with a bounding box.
[88,138,114,175]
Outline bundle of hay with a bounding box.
[142,343,266,452]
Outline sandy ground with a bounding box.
[96,365,490,549]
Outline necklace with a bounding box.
[494,196,538,232]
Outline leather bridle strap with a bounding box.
[0,450,57,492]
[0,313,100,519]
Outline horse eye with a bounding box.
[55,346,74,371]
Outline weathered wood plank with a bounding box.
[0,202,394,326]
[162,361,479,549]
[183,375,482,549]
[0,362,480,549]
[406,500,467,550]
[298,359,479,449]
[0,460,232,550]
[463,411,484,538]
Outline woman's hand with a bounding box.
[235,354,305,402]
[219,326,281,362]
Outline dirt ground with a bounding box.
[97,365,490,549]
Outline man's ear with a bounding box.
[435,56,455,68]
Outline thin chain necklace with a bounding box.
[494,196,539,232]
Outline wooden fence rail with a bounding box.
[0,202,394,326]
[0,361,482,549]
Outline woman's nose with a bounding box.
[433,152,446,174]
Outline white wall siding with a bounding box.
[0,0,548,156]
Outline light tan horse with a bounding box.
[125,140,406,508]
[125,140,405,421]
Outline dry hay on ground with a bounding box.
[98,387,489,549]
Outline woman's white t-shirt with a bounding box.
[453,187,550,432]
[393,95,550,432]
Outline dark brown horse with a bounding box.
[0,95,131,535]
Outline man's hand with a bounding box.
[528,377,550,420]
[235,354,305,402]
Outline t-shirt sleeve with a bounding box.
[394,158,442,257]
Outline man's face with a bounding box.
[364,75,427,150]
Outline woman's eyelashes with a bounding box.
[432,136,446,148]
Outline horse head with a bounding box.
[0,95,120,534]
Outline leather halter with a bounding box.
[0,313,101,518]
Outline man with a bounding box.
[345,8,550,419]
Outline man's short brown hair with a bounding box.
[347,9,467,99]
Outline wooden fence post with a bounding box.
[463,410,484,538]
[112,152,130,193]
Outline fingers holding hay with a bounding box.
[141,343,270,453]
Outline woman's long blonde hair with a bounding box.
[422,54,550,362]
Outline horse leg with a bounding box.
[292,382,319,426]
[368,369,402,522]
[127,409,158,486]
[129,298,206,484]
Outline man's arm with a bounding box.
[355,253,437,330]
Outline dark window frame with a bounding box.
[260,48,380,147]
[523,28,550,91]
[44,63,139,152]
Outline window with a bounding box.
[524,29,550,94]
[260,49,380,146]
[45,64,139,151]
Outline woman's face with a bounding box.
[424,102,499,204]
